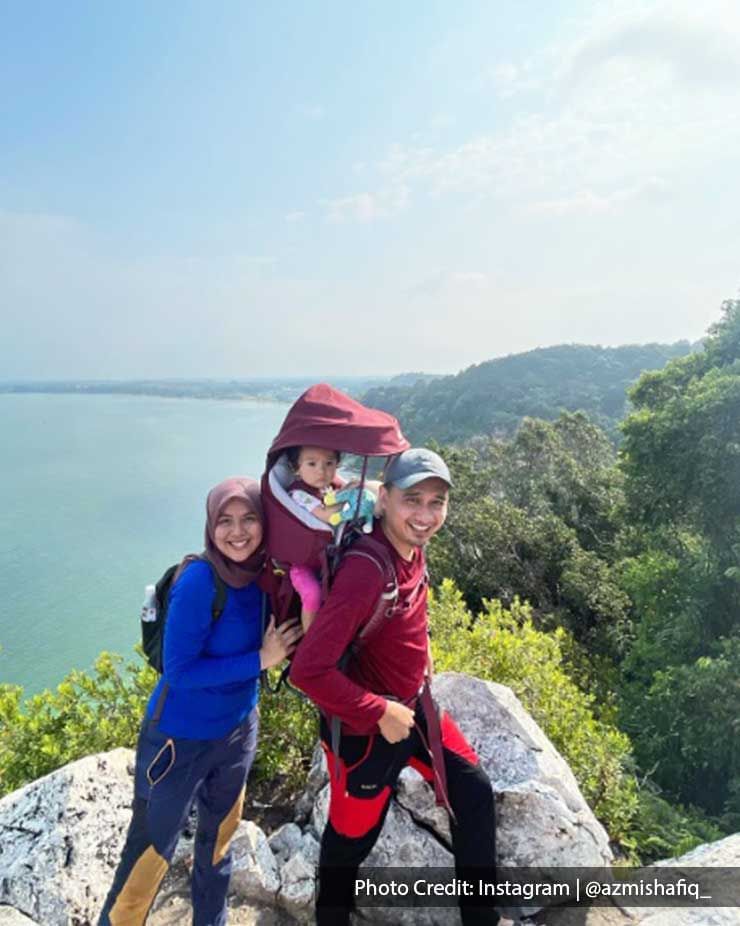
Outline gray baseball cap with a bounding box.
[383,448,453,489]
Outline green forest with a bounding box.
[1,300,738,864]
[363,341,695,443]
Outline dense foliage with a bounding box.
[363,342,694,444]
[429,581,638,845]
[428,413,630,660]
[618,299,740,827]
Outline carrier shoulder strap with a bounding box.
[342,535,398,650]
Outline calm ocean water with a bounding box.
[0,393,289,694]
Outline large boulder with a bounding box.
[0,748,135,925]
[0,750,289,926]
[432,673,612,867]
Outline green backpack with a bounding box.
[141,555,228,673]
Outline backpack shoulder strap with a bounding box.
[343,535,398,648]
[198,555,228,622]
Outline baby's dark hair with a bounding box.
[285,446,341,470]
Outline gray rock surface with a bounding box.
[432,673,613,868]
[269,822,305,863]
[276,832,319,922]
[230,820,282,905]
[0,907,39,926]
[630,833,740,926]
[0,747,135,926]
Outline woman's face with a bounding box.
[212,498,263,562]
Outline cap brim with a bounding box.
[393,471,452,490]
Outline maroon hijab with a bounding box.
[203,477,265,588]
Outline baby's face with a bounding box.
[296,446,339,490]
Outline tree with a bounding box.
[617,298,740,817]
[427,416,631,658]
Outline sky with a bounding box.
[1,0,739,379]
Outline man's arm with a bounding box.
[289,557,387,728]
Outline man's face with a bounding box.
[379,477,449,558]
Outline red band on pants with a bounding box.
[321,742,392,839]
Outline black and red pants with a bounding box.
[317,701,498,925]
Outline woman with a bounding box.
[99,477,301,926]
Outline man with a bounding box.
[290,448,498,925]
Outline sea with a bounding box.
[0,393,289,695]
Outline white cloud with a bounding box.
[325,0,740,219]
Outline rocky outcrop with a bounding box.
[0,748,135,925]
[545,833,740,926]
[1,673,733,926]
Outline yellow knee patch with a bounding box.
[213,785,246,866]
[109,845,168,925]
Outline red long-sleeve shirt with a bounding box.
[289,522,429,734]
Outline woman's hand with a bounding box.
[259,616,303,670]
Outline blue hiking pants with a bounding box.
[98,708,258,926]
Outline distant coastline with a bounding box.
[0,376,391,405]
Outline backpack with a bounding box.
[141,555,228,673]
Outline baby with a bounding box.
[286,445,345,631]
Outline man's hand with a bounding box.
[378,700,415,743]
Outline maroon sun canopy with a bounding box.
[265,382,409,471]
[261,383,409,576]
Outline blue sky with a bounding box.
[2,0,739,378]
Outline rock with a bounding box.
[0,907,39,925]
[656,833,740,867]
[294,743,328,825]
[277,840,318,921]
[269,822,305,863]
[544,901,640,925]
[150,892,296,925]
[274,827,320,921]
[0,748,135,926]
[297,673,613,923]
[301,674,612,871]
[230,820,281,905]
[627,833,740,926]
[432,673,613,868]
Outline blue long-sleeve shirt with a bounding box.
[145,559,264,739]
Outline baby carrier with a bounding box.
[261,382,410,631]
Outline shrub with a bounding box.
[0,651,317,800]
[0,651,155,797]
[251,674,318,793]
[429,580,639,845]
[627,789,724,863]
